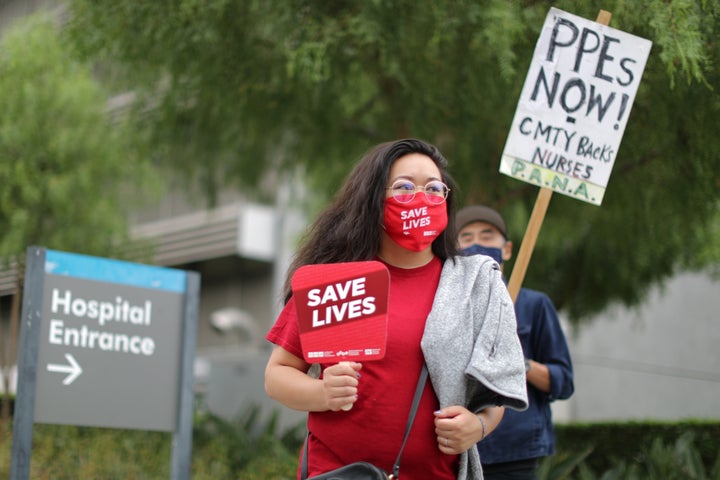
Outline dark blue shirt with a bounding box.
[477,287,574,465]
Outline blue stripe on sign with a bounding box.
[45,249,187,293]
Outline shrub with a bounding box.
[0,406,304,479]
[2,415,718,479]
[554,420,720,475]
[540,428,720,480]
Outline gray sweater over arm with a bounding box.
[421,255,528,480]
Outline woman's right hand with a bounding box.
[322,361,362,411]
[266,347,363,412]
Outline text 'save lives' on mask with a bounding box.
[383,196,448,252]
[291,261,390,364]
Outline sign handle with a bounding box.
[507,188,552,302]
[506,9,612,303]
[596,9,612,26]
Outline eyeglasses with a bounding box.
[386,180,450,205]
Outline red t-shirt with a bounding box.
[266,257,458,480]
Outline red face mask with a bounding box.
[383,195,448,252]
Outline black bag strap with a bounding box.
[390,363,428,479]
[301,364,428,480]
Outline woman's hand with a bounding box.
[322,361,362,411]
[434,405,504,454]
[266,348,364,412]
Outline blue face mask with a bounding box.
[461,244,503,264]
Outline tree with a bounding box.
[0,13,159,420]
[65,0,720,321]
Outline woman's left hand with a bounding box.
[433,406,486,454]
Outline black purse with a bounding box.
[301,365,429,480]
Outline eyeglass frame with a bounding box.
[385,179,451,204]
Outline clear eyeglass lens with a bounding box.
[390,180,448,204]
[424,181,448,204]
[391,180,416,203]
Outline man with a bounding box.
[456,205,574,480]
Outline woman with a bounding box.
[265,139,528,479]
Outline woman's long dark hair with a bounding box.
[283,138,459,300]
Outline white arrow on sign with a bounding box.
[47,353,83,385]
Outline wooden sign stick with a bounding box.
[507,187,552,302]
[507,10,612,303]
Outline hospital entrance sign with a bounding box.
[11,247,199,480]
[31,248,193,431]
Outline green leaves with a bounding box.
[647,0,716,88]
[62,0,720,321]
[0,13,159,265]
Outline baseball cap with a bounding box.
[455,205,508,239]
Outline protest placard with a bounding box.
[291,261,389,364]
[500,9,652,301]
[499,7,652,206]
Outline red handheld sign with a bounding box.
[291,261,389,363]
